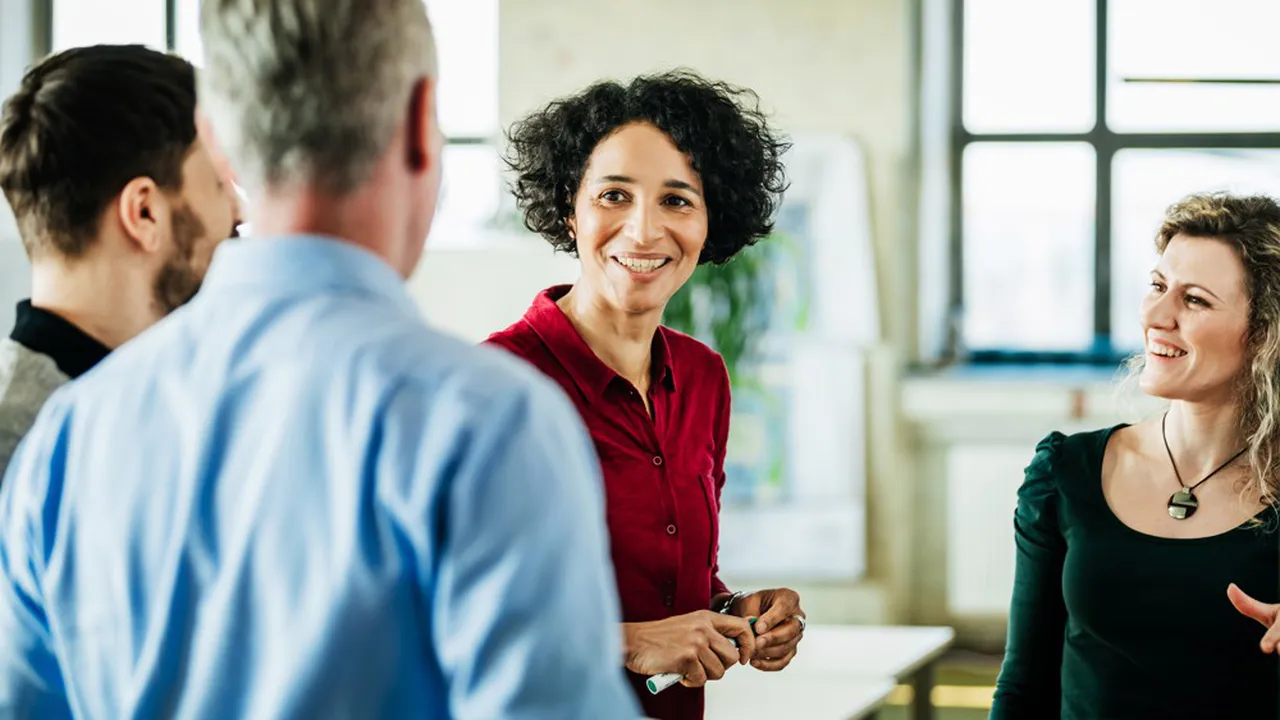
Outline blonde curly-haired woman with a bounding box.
[992,192,1280,719]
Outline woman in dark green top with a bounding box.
[991,193,1280,719]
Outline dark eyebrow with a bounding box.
[1151,269,1224,303]
[663,179,701,196]
[595,174,702,197]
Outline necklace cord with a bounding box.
[1161,411,1247,493]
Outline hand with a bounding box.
[623,611,757,687]
[1228,583,1280,653]
[733,588,805,671]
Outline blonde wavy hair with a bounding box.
[1121,192,1280,507]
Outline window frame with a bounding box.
[947,0,1280,365]
[157,0,496,148]
[166,0,500,243]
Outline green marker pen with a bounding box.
[646,617,757,695]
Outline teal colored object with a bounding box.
[643,617,760,695]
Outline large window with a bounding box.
[53,0,501,246]
[950,0,1280,363]
[52,0,167,51]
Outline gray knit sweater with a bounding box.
[0,337,69,480]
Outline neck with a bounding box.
[249,183,413,278]
[558,284,661,388]
[1164,400,1245,481]
[28,252,157,349]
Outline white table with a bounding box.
[786,625,956,720]
[706,672,896,720]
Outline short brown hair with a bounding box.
[0,44,197,258]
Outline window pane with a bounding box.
[428,144,501,246]
[425,0,498,139]
[962,142,1095,351]
[1111,149,1280,350]
[1109,0,1280,132]
[963,0,1095,133]
[175,0,202,62]
[53,0,167,51]
[177,2,499,140]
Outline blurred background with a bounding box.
[3,1,1280,717]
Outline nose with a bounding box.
[1141,288,1177,332]
[624,201,664,246]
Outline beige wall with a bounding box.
[483,0,919,622]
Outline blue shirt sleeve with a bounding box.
[0,404,73,720]
[380,368,642,720]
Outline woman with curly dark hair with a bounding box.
[484,69,801,720]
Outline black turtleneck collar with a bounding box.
[9,300,111,379]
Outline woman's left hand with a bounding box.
[1228,583,1280,652]
[733,588,806,671]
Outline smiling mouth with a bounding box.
[613,256,672,273]
[1148,340,1188,359]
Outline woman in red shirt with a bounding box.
[485,70,805,719]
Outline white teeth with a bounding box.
[1148,341,1187,358]
[616,257,667,272]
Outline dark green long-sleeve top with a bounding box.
[990,426,1279,719]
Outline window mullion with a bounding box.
[1093,0,1111,351]
[164,0,175,51]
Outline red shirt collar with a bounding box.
[522,285,676,399]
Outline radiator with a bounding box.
[945,443,1033,616]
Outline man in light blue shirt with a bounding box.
[0,1,642,718]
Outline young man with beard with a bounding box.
[0,44,240,477]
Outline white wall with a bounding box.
[409,234,579,342]
[0,0,37,333]
[0,209,27,336]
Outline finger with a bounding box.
[697,643,727,681]
[758,633,802,661]
[757,615,804,651]
[753,591,800,635]
[1262,622,1280,653]
[709,613,756,663]
[751,647,798,672]
[680,654,708,688]
[1228,583,1279,627]
[708,630,741,669]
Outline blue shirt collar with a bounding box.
[199,235,420,317]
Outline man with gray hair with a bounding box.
[0,1,642,718]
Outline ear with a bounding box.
[405,76,439,174]
[566,214,577,240]
[116,177,167,254]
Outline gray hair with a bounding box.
[198,0,437,194]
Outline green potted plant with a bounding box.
[663,231,807,384]
[664,243,768,387]
[663,232,807,504]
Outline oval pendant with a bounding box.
[1168,489,1199,520]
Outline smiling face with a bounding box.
[1139,233,1251,403]
[567,122,708,317]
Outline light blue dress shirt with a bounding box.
[0,236,642,719]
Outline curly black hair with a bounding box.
[504,69,790,265]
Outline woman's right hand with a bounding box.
[623,611,757,687]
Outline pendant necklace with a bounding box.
[1162,411,1246,520]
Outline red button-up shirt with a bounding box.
[485,285,732,720]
